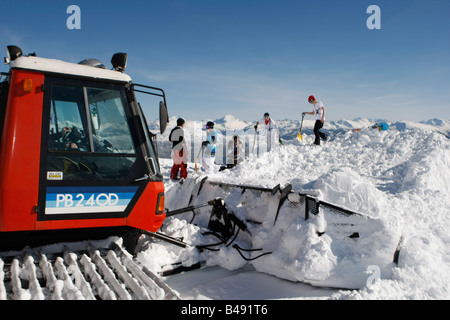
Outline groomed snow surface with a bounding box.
[140,116,450,300]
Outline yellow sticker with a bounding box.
[47,171,63,180]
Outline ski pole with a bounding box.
[194,145,204,173]
[251,128,257,153]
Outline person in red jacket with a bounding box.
[169,118,188,180]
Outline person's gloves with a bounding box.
[279,138,283,144]
[254,124,258,130]
[202,141,210,147]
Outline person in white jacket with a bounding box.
[201,121,219,174]
[254,112,282,152]
[302,95,329,146]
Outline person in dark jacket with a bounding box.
[226,135,244,169]
[169,118,188,180]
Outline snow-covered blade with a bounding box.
[159,177,400,289]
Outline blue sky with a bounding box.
[1,0,449,122]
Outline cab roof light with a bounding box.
[5,45,23,64]
[4,46,36,65]
[111,53,127,72]
[78,58,107,69]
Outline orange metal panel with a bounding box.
[127,182,166,232]
[0,69,44,231]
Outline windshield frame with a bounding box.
[41,75,162,181]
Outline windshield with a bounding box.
[86,87,135,154]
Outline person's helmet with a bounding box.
[308,95,316,103]
[206,121,214,129]
[177,118,185,126]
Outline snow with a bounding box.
[140,116,450,300]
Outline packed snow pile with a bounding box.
[138,117,450,299]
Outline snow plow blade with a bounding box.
[164,177,402,289]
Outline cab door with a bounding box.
[37,76,150,223]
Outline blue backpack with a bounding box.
[377,122,389,131]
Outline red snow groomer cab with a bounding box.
[0,46,169,251]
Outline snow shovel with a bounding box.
[297,114,305,141]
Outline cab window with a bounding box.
[47,84,137,181]
[86,87,135,154]
[49,86,88,151]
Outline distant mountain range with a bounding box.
[148,115,450,160]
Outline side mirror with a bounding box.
[159,101,169,134]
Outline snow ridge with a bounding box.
[152,116,450,299]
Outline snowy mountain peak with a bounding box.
[212,114,252,130]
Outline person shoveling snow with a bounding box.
[302,95,329,146]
